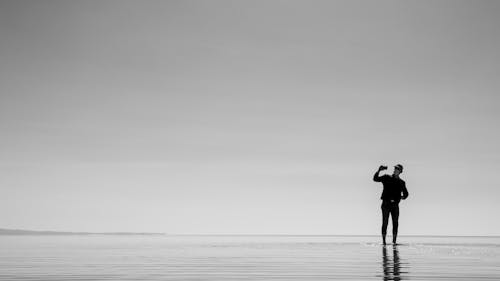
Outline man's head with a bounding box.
[393,164,403,176]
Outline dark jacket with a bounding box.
[373,172,409,203]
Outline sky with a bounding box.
[1,0,499,236]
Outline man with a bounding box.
[373,164,409,245]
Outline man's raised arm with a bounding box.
[373,165,386,182]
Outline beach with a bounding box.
[0,235,499,280]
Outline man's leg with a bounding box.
[391,204,400,244]
[381,202,390,245]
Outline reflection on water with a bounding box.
[2,236,500,280]
[382,245,408,280]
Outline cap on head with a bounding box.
[394,164,403,172]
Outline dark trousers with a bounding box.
[381,201,399,237]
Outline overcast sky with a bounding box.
[1,0,499,235]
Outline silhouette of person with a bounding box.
[373,164,409,245]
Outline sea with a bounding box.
[1,235,499,280]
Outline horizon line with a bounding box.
[1,228,499,238]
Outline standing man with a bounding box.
[373,164,409,245]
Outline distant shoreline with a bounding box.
[1,228,499,237]
[0,228,166,236]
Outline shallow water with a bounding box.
[1,235,499,280]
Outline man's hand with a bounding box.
[378,165,387,171]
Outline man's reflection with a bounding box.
[382,245,406,280]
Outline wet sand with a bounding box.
[1,235,499,280]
